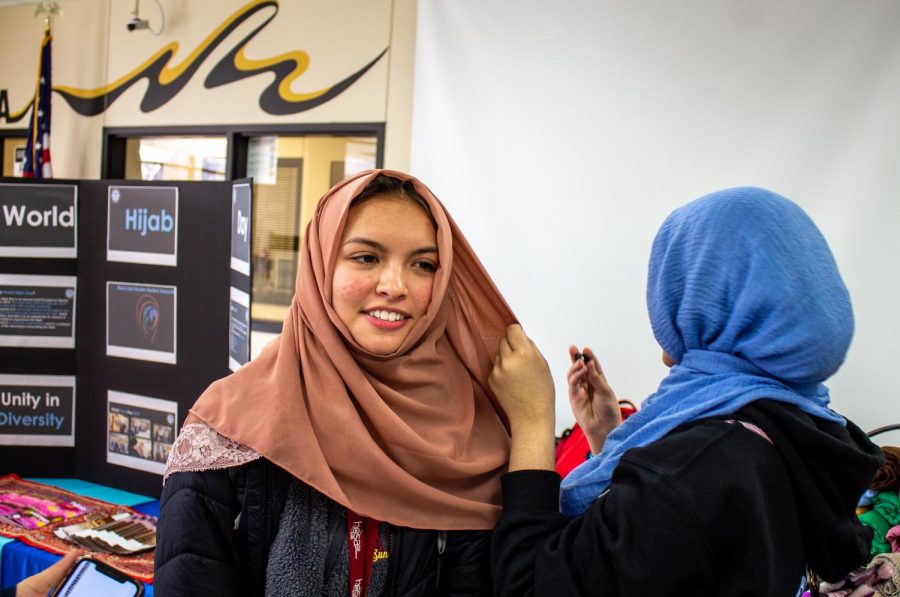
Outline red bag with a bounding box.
[555,400,637,478]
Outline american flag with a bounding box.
[23,31,53,178]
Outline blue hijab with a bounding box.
[560,187,853,518]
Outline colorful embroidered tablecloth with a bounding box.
[0,474,155,583]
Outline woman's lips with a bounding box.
[364,312,409,330]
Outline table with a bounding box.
[0,478,158,596]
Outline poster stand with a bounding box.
[0,178,252,497]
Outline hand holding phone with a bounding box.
[50,556,143,597]
[12,550,78,597]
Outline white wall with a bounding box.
[410,0,900,433]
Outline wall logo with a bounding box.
[0,0,388,123]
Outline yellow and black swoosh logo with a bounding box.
[8,0,386,121]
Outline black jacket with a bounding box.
[491,401,883,596]
[155,458,493,596]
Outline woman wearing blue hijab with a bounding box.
[488,187,883,596]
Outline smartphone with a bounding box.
[51,556,144,597]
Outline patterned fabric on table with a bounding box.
[0,474,154,583]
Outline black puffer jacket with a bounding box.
[155,458,493,596]
[492,401,883,596]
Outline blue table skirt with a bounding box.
[0,538,12,587]
[0,481,158,595]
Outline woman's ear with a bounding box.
[662,351,677,367]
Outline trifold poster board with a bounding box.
[0,178,252,497]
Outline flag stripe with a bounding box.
[23,32,52,179]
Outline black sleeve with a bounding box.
[154,469,246,596]
[0,586,14,597]
[491,467,719,596]
[438,529,492,596]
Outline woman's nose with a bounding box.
[376,263,407,298]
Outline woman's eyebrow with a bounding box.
[342,238,386,251]
[342,238,438,256]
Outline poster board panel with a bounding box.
[76,179,232,496]
[0,183,78,258]
[106,390,177,475]
[230,182,251,276]
[106,281,177,365]
[228,286,250,372]
[106,186,178,267]
[0,374,75,447]
[0,274,77,349]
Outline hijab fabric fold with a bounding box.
[189,169,515,530]
[560,187,853,518]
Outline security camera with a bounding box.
[126,16,149,31]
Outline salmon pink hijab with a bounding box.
[189,169,515,529]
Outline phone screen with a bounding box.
[55,559,142,597]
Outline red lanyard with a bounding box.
[347,511,387,597]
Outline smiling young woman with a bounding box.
[155,170,518,596]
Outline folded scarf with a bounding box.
[873,448,900,492]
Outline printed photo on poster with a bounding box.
[230,183,252,276]
[0,183,78,258]
[107,186,178,266]
[0,274,76,348]
[106,282,176,364]
[228,287,250,372]
[107,390,177,475]
[0,374,75,447]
